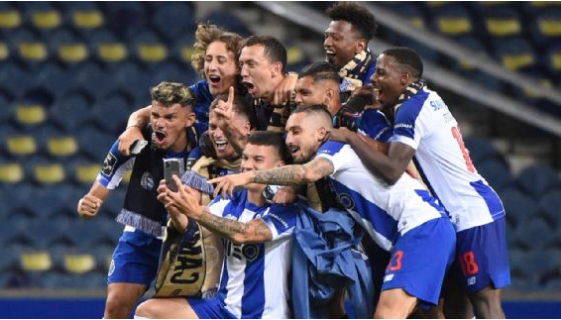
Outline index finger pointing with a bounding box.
[227,86,234,105]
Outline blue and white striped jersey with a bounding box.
[207,190,297,319]
[392,88,505,232]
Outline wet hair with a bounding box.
[243,35,287,73]
[326,2,377,41]
[209,94,257,129]
[299,61,340,83]
[247,131,291,164]
[291,104,333,129]
[191,23,244,77]
[150,82,194,107]
[382,47,424,79]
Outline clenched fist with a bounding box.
[77,194,103,219]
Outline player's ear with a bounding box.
[185,111,196,127]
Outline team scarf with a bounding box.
[339,48,374,92]
[393,79,426,113]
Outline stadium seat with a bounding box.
[20,251,52,272]
[75,125,115,160]
[5,135,37,157]
[37,63,81,100]
[0,65,39,99]
[23,2,62,31]
[115,62,155,103]
[66,219,118,248]
[0,247,21,272]
[464,137,503,165]
[101,2,147,38]
[0,3,21,30]
[483,7,522,37]
[92,245,115,271]
[63,253,96,274]
[24,187,68,219]
[49,92,92,132]
[517,164,561,199]
[474,159,513,192]
[63,2,104,31]
[152,3,196,42]
[539,190,561,228]
[32,162,66,185]
[73,162,101,185]
[46,136,79,157]
[89,30,128,65]
[23,218,71,249]
[48,29,89,65]
[171,34,197,64]
[91,93,131,133]
[0,217,27,248]
[0,94,11,123]
[493,37,537,71]
[450,36,488,71]
[431,5,473,36]
[0,40,9,63]
[130,30,169,64]
[517,249,560,282]
[514,217,555,250]
[545,45,561,75]
[77,62,118,102]
[499,188,540,228]
[14,103,46,126]
[0,163,24,184]
[153,61,199,86]
[203,10,251,37]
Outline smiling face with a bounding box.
[239,44,281,100]
[204,41,238,96]
[241,143,284,192]
[150,101,193,152]
[285,112,328,164]
[295,76,341,116]
[207,108,250,161]
[324,20,364,69]
[371,54,409,109]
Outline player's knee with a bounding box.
[135,300,158,319]
[105,291,136,318]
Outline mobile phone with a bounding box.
[163,158,184,192]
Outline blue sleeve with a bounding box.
[393,91,429,140]
[97,140,134,188]
[358,110,393,142]
[316,140,345,157]
[262,205,298,239]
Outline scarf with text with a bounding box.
[339,48,374,93]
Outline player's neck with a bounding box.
[247,190,267,207]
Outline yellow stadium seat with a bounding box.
[409,17,425,29]
[0,163,24,183]
[287,47,304,65]
[179,45,196,62]
[551,52,561,71]
[0,42,9,61]
[34,163,65,184]
[137,44,168,62]
[17,42,48,62]
[6,135,37,156]
[64,253,96,274]
[31,10,62,29]
[524,79,553,98]
[539,18,561,36]
[486,18,521,36]
[438,17,472,35]
[47,136,78,157]
[97,43,128,62]
[72,10,104,29]
[20,251,52,272]
[502,53,535,71]
[76,164,100,184]
[0,10,21,28]
[58,43,89,63]
[15,104,46,125]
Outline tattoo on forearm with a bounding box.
[198,209,249,238]
[254,165,307,186]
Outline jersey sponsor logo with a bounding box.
[108,259,115,276]
[394,123,413,130]
[268,213,289,229]
[102,152,118,176]
[467,276,476,286]
[141,172,155,190]
[383,274,394,283]
[338,193,355,210]
[224,240,259,261]
[429,99,447,111]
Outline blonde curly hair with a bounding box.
[150,82,195,106]
[190,23,244,77]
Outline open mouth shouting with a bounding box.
[214,139,229,152]
[242,81,256,95]
[208,74,221,86]
[153,130,167,147]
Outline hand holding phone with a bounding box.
[164,159,183,192]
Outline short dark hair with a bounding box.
[292,104,333,128]
[299,62,340,83]
[247,131,291,164]
[150,82,194,107]
[210,94,257,129]
[243,35,287,73]
[382,47,424,79]
[326,2,377,41]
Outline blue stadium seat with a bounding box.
[517,164,561,199]
[203,10,251,37]
[475,159,513,192]
[91,93,131,134]
[430,4,473,36]
[75,124,115,161]
[49,92,92,132]
[89,30,128,66]
[61,2,104,34]
[509,247,525,278]
[66,219,119,248]
[153,61,199,86]
[514,217,555,250]
[77,62,118,103]
[101,2,147,38]
[0,2,22,31]
[21,2,62,32]
[0,64,39,99]
[529,8,561,50]
[115,62,155,104]
[450,36,489,71]
[37,63,81,101]
[152,3,196,42]
[0,217,27,248]
[0,247,21,272]
[130,30,169,67]
[517,249,559,283]
[170,33,197,65]
[23,218,71,249]
[464,137,503,165]
[482,7,522,38]
[92,244,115,271]
[492,37,537,71]
[499,188,540,228]
[24,187,68,219]
[540,190,561,228]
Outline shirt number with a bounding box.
[451,126,475,173]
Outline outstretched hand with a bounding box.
[208,172,254,199]
[328,127,355,143]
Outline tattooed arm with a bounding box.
[194,208,272,244]
[209,157,335,198]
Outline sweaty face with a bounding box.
[241,143,283,192]
[204,41,238,96]
[324,20,362,69]
[239,44,276,99]
[208,110,237,160]
[371,54,407,109]
[285,113,322,164]
[150,102,190,152]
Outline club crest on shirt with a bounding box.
[224,240,259,262]
[338,193,355,210]
[141,172,155,190]
[102,152,118,176]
